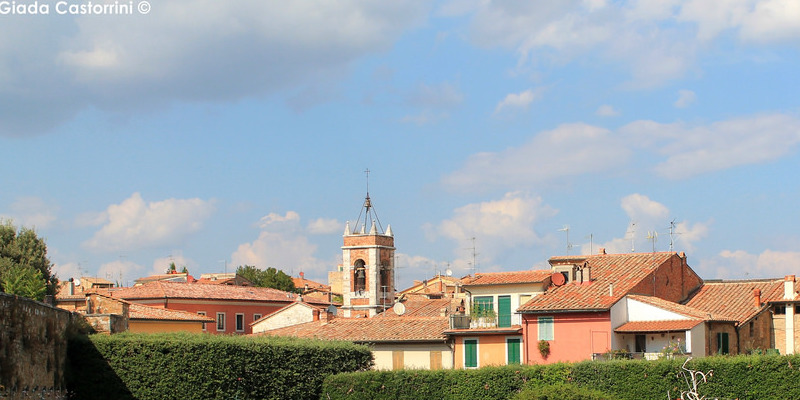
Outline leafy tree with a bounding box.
[236,265,296,292]
[0,260,47,300]
[0,220,56,300]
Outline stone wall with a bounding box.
[0,292,74,393]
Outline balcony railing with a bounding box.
[450,314,470,329]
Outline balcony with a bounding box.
[450,314,470,329]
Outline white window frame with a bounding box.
[216,312,226,332]
[235,313,245,332]
[197,311,207,331]
[253,313,262,322]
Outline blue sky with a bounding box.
[2,1,799,289]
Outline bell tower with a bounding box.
[340,172,395,318]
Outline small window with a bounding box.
[235,313,245,332]
[717,332,729,355]
[538,316,554,341]
[198,311,207,331]
[216,312,226,332]
[775,305,786,315]
[253,314,262,322]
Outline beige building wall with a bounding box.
[371,343,453,370]
[251,304,315,334]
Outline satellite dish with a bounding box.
[74,278,82,287]
[445,269,453,277]
[551,273,566,286]
[393,302,406,316]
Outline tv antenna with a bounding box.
[466,237,478,275]
[558,225,573,254]
[667,219,682,252]
[627,222,636,252]
[646,231,658,252]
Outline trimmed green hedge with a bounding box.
[322,354,800,400]
[66,332,372,400]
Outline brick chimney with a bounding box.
[753,288,762,308]
[785,275,796,300]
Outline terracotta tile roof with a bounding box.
[128,303,214,322]
[627,295,733,321]
[398,275,465,294]
[518,252,679,313]
[383,298,460,318]
[464,270,552,286]
[257,316,449,342]
[615,320,703,333]
[683,279,784,324]
[292,276,329,291]
[111,281,329,304]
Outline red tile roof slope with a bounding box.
[518,252,678,312]
[111,281,329,304]
[257,316,449,342]
[128,303,214,322]
[464,270,552,286]
[383,298,459,318]
[683,279,783,324]
[627,295,734,321]
[615,320,703,333]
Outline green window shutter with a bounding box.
[538,316,554,341]
[498,295,512,327]
[465,339,478,368]
[507,338,521,364]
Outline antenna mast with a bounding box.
[627,222,636,252]
[646,231,658,252]
[558,225,573,254]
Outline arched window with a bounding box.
[354,259,366,293]
[379,262,391,299]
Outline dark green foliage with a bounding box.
[323,355,800,400]
[512,383,613,400]
[0,221,56,300]
[321,364,573,400]
[66,332,372,400]
[236,265,296,292]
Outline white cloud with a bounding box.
[463,1,800,88]
[674,89,696,108]
[307,218,342,235]
[82,193,215,252]
[437,192,558,263]
[51,262,84,282]
[585,194,709,255]
[98,259,147,285]
[230,231,326,277]
[443,122,628,190]
[700,249,800,279]
[595,104,620,116]
[493,89,541,115]
[1,197,58,229]
[622,113,800,179]
[408,82,464,108]
[0,1,429,136]
[259,211,300,228]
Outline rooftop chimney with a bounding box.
[300,272,304,279]
[785,275,796,300]
[598,247,606,255]
[753,288,762,308]
[68,278,74,296]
